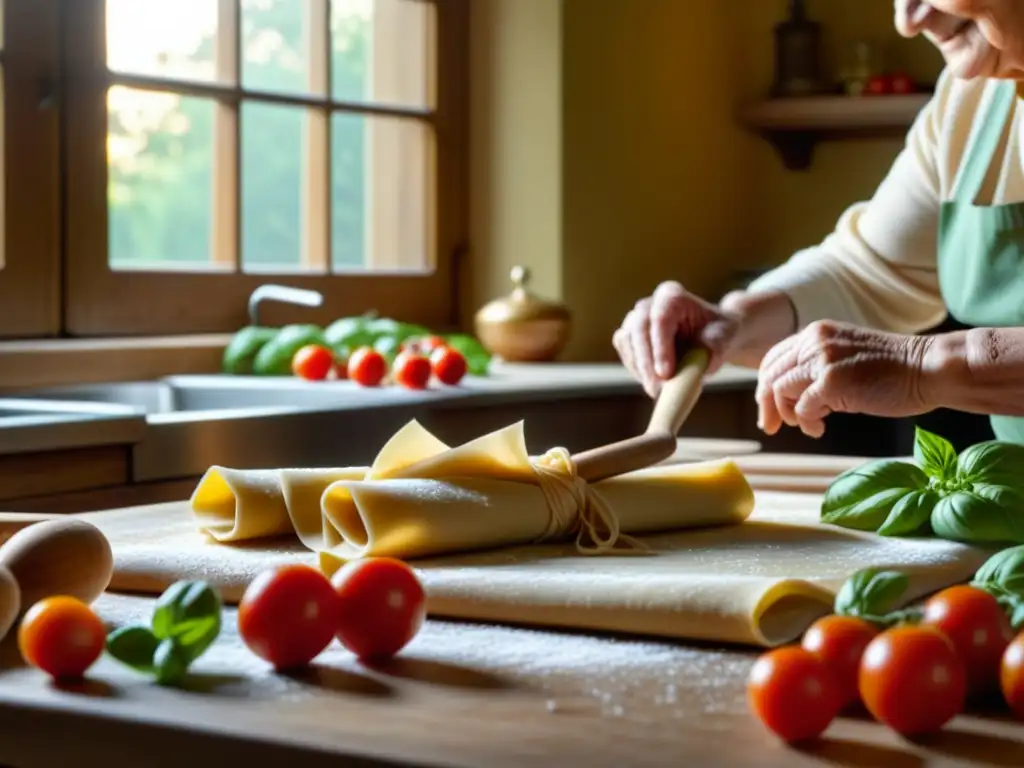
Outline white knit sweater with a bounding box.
[748,69,1024,333]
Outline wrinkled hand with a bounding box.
[757,320,934,438]
[613,281,739,397]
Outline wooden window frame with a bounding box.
[60,0,468,337]
[0,0,62,338]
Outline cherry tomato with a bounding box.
[801,614,879,707]
[859,625,966,735]
[393,351,432,390]
[864,74,892,96]
[18,596,106,680]
[332,346,351,379]
[922,585,1013,696]
[430,346,467,386]
[347,347,387,387]
[1000,632,1024,718]
[748,646,841,742]
[401,335,445,355]
[332,557,426,661]
[292,344,334,381]
[889,72,915,94]
[238,564,339,671]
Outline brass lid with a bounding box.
[475,266,571,325]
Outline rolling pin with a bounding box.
[573,348,710,482]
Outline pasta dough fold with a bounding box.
[190,420,756,572]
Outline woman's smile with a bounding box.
[897,0,1024,79]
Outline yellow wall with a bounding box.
[467,0,945,361]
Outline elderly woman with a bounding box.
[614,0,1024,443]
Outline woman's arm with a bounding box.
[734,70,960,339]
[716,289,798,369]
[923,328,1024,416]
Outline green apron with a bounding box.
[937,81,1024,443]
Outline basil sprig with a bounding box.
[972,544,1024,630]
[832,567,920,626]
[106,580,222,685]
[821,426,1024,546]
[835,547,1024,630]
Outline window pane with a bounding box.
[108,87,216,269]
[241,102,307,272]
[106,0,219,82]
[333,0,433,109]
[242,0,311,95]
[332,113,432,271]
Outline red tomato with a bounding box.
[922,585,1013,696]
[333,347,351,380]
[864,74,892,96]
[401,335,446,355]
[859,625,966,735]
[18,596,106,679]
[238,564,339,671]
[890,72,915,94]
[393,351,432,390]
[430,346,467,386]
[292,344,334,381]
[347,347,387,387]
[1000,632,1024,718]
[747,646,842,743]
[801,614,879,707]
[332,557,427,661]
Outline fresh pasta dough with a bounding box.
[190,420,756,573]
[90,491,991,648]
[179,420,992,647]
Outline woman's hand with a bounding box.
[612,281,741,397]
[756,320,936,438]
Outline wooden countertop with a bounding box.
[1,593,1021,767]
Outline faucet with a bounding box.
[247,284,324,326]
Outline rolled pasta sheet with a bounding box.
[317,455,755,569]
[191,419,756,569]
[191,467,293,541]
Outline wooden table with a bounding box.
[1,593,1023,767]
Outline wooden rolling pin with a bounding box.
[573,348,710,482]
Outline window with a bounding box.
[1,0,467,338]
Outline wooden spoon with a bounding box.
[573,347,710,482]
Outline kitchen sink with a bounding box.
[19,375,466,419]
[10,376,467,480]
[0,398,146,454]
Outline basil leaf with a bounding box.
[153,638,190,686]
[834,568,909,618]
[1007,596,1024,632]
[175,615,221,664]
[974,544,1024,598]
[913,426,958,480]
[931,490,1024,545]
[821,460,928,531]
[152,580,222,641]
[957,440,1024,486]
[106,624,161,673]
[877,489,939,537]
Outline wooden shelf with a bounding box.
[738,93,932,170]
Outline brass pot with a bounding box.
[474,266,571,362]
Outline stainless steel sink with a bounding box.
[20,375,466,418]
[11,376,468,482]
[0,398,146,454]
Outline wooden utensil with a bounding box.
[573,347,710,482]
